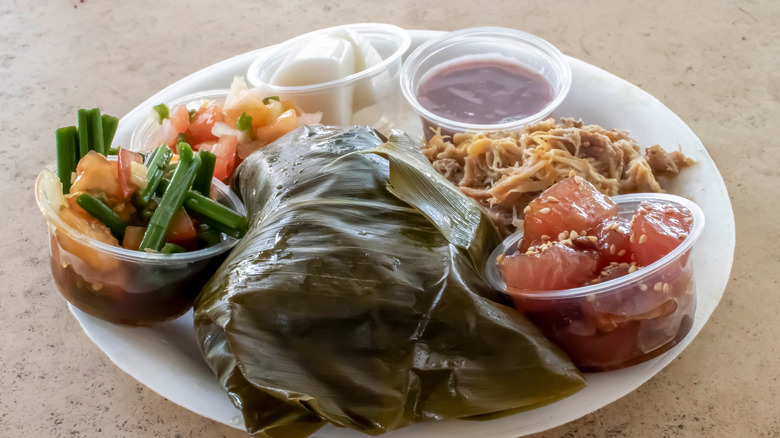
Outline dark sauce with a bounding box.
[417,59,554,125]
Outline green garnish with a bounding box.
[236,111,253,133]
[188,109,196,121]
[153,103,169,124]
[262,96,280,105]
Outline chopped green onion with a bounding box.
[197,224,222,247]
[158,177,247,239]
[107,147,119,155]
[137,144,173,206]
[161,243,186,254]
[188,109,196,121]
[139,144,201,252]
[153,103,169,124]
[236,111,253,133]
[101,114,119,150]
[192,150,216,196]
[77,109,91,158]
[88,108,105,155]
[56,126,78,193]
[262,96,280,105]
[76,193,127,240]
[176,133,188,145]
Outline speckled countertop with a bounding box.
[2,0,777,436]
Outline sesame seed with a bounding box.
[654,282,663,292]
[586,295,596,302]
[496,254,505,263]
[539,207,551,214]
[558,231,569,240]
[609,244,616,254]
[91,282,103,291]
[568,170,576,177]
[639,283,648,291]
[680,232,689,239]
[581,230,587,236]
[574,175,584,184]
[684,217,693,224]
[639,234,648,244]
[663,283,670,294]
[523,205,531,214]
[541,235,551,240]
[562,239,573,246]
[570,230,579,239]
[588,235,598,242]
[630,234,635,243]
[628,265,637,273]
[547,196,559,202]
[618,249,626,256]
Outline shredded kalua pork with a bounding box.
[422,118,694,236]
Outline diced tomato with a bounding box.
[521,176,616,251]
[117,148,143,200]
[122,226,146,251]
[630,201,692,266]
[212,135,237,182]
[590,217,633,267]
[164,208,197,249]
[170,104,191,134]
[255,109,298,148]
[70,151,121,199]
[186,102,223,146]
[499,242,599,291]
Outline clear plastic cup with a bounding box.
[246,23,411,132]
[129,89,228,153]
[35,162,246,325]
[401,27,571,140]
[485,193,705,371]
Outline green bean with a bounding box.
[76,193,127,240]
[56,126,78,193]
[139,144,201,252]
[192,150,216,196]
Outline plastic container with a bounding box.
[35,163,246,325]
[401,27,571,140]
[486,193,705,371]
[129,89,228,153]
[246,23,411,132]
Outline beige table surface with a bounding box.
[2,0,777,436]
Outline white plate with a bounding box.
[69,30,735,437]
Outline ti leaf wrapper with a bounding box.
[193,126,585,438]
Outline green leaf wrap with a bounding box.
[193,126,585,437]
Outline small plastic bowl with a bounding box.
[129,89,228,153]
[246,23,411,131]
[35,162,246,325]
[401,27,571,140]
[485,193,705,371]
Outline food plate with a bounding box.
[69,30,735,437]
